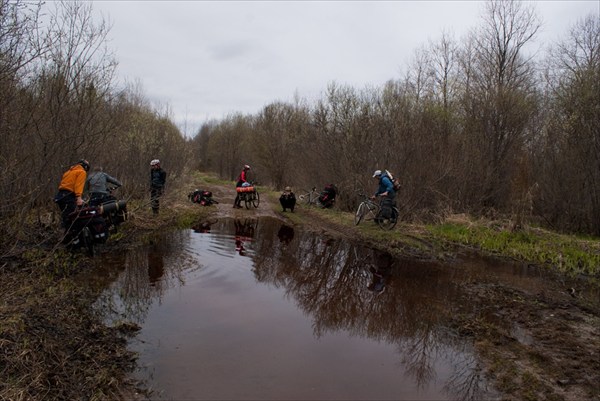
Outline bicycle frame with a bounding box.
[298,187,319,205]
[354,194,380,225]
[354,193,399,230]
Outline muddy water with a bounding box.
[92,216,578,400]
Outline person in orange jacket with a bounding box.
[54,159,90,228]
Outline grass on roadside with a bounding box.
[427,219,600,276]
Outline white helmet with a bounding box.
[150,159,160,166]
[244,164,251,170]
[372,170,382,178]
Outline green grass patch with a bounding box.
[427,222,600,276]
[192,171,234,186]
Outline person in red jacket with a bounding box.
[233,164,251,208]
[54,159,90,228]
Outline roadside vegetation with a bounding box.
[427,217,600,277]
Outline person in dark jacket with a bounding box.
[150,159,167,214]
[86,166,122,206]
[279,186,296,212]
[54,159,90,229]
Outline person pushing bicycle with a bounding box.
[371,169,396,219]
[233,164,251,209]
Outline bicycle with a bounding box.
[354,192,399,230]
[298,187,319,206]
[354,193,380,225]
[237,182,260,209]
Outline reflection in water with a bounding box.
[367,252,392,293]
[234,218,257,256]
[277,224,295,244]
[191,218,217,234]
[250,221,488,399]
[147,246,165,286]
[96,218,508,400]
[94,231,192,325]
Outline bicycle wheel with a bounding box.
[244,193,252,209]
[354,202,366,225]
[299,190,311,205]
[81,227,95,257]
[252,191,260,208]
[377,207,398,230]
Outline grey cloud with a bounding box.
[209,41,253,61]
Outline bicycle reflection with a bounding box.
[234,218,257,256]
[367,252,393,294]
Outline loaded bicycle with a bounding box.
[236,182,260,209]
[354,192,399,230]
[64,198,127,256]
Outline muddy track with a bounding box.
[196,181,360,240]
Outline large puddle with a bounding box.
[90,217,581,400]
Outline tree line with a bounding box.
[192,1,599,236]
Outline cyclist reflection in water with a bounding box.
[367,252,393,294]
[234,218,256,256]
[277,224,295,244]
[148,247,165,286]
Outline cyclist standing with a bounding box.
[371,170,396,219]
[233,164,251,209]
[150,159,167,214]
[86,166,122,206]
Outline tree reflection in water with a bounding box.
[94,217,492,401]
[250,218,491,401]
[94,230,193,324]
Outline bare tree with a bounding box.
[538,13,600,234]
[460,0,541,211]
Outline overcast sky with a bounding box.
[91,1,599,137]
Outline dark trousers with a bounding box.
[151,187,162,214]
[234,182,243,207]
[55,190,76,229]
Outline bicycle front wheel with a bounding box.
[81,227,95,257]
[354,202,366,225]
[252,191,260,208]
[377,207,398,230]
[299,190,311,205]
